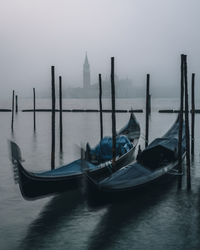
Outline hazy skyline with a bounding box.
[1,0,200,99]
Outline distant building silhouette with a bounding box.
[60,53,149,98]
[83,53,91,88]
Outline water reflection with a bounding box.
[86,183,175,250]
[171,187,200,249]
[197,186,200,246]
[59,151,64,166]
[18,190,84,250]
[32,130,37,153]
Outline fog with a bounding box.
[1,0,200,99]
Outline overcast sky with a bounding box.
[1,0,200,98]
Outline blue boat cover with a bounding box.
[90,135,132,162]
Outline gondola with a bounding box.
[9,113,140,200]
[86,116,186,195]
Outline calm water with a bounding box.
[0,98,200,250]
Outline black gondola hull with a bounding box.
[86,162,183,204]
[17,163,83,199]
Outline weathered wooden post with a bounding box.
[111,57,116,166]
[59,76,63,152]
[15,95,18,113]
[191,73,195,157]
[145,74,150,148]
[99,74,103,140]
[11,90,15,131]
[183,55,191,189]
[33,88,36,131]
[51,66,56,170]
[178,54,184,188]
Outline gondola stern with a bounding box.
[9,140,24,164]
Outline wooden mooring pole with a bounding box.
[51,66,56,170]
[59,76,63,153]
[33,88,36,131]
[111,57,116,166]
[178,55,184,188]
[11,90,15,131]
[145,74,150,148]
[183,55,191,189]
[191,73,195,157]
[148,94,151,114]
[99,74,103,140]
[15,95,18,113]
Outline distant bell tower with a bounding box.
[83,53,91,88]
